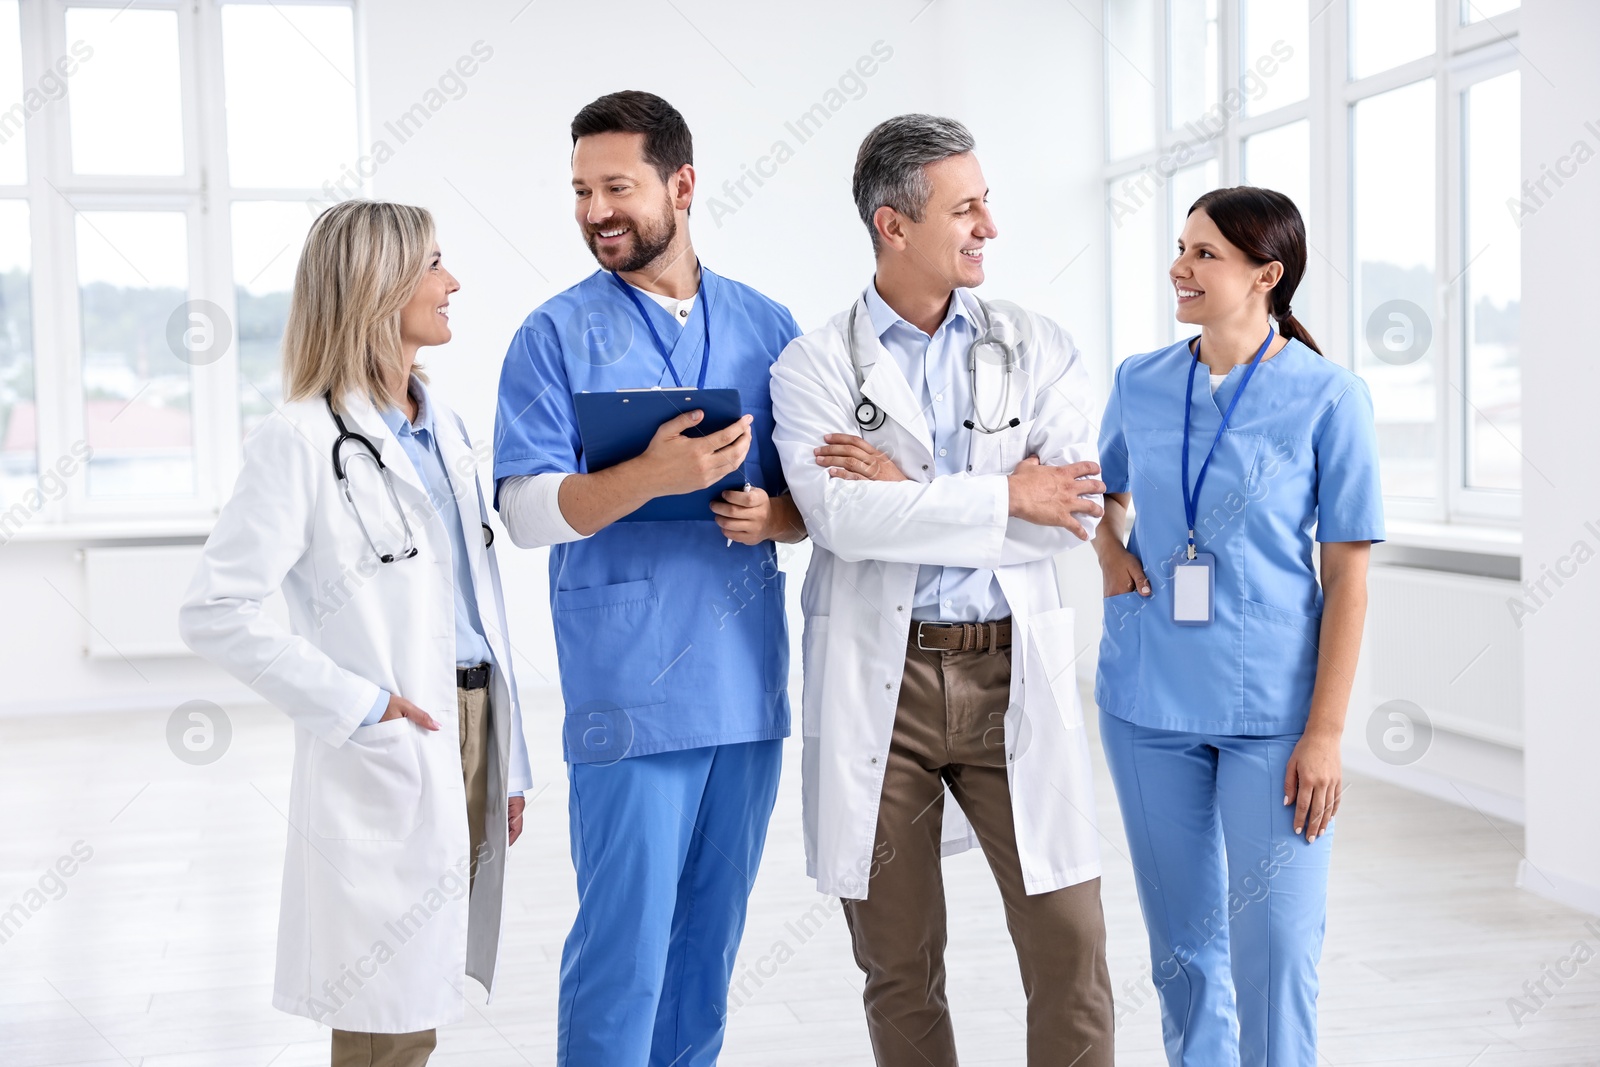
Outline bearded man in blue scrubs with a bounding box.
[492,91,805,1066]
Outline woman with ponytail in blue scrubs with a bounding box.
[1094,187,1384,1067]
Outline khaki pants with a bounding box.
[458,684,490,890]
[842,629,1115,1067]
[330,1029,437,1067]
[332,683,491,1067]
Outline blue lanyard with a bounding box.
[1181,328,1274,559]
[609,268,710,389]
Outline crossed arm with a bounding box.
[814,433,1105,539]
[769,330,1105,569]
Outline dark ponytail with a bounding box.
[1188,186,1322,356]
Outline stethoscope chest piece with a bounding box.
[845,294,1023,436]
[855,397,886,431]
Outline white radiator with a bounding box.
[1367,564,1523,748]
[81,545,204,659]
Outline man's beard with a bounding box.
[585,198,677,274]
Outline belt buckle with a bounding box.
[915,622,940,652]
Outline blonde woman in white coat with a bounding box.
[179,200,532,1067]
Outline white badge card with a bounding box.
[1172,553,1215,626]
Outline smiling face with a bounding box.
[572,131,688,273]
[877,151,997,290]
[1170,208,1282,327]
[398,245,458,350]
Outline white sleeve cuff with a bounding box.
[500,472,587,549]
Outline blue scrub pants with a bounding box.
[557,739,782,1067]
[1099,711,1332,1067]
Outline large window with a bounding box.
[1105,0,1311,368]
[0,0,357,525]
[1103,0,1523,525]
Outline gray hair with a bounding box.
[852,114,975,252]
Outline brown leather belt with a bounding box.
[914,618,1012,653]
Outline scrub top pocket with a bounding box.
[1096,590,1149,713]
[763,569,790,694]
[1240,598,1321,725]
[553,578,670,712]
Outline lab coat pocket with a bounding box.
[553,578,668,711]
[799,615,829,737]
[764,570,790,694]
[967,417,1036,474]
[309,717,424,842]
[1028,606,1083,729]
[1240,599,1320,717]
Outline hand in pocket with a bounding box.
[379,693,441,730]
[1099,544,1151,598]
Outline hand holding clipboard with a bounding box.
[572,388,752,523]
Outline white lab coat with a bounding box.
[178,388,533,1033]
[770,289,1103,900]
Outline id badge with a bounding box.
[1173,552,1215,626]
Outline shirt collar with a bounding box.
[864,280,975,341]
[378,376,435,440]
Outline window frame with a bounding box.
[1444,49,1521,516]
[4,0,360,529]
[1101,0,1523,529]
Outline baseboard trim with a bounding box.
[0,685,263,718]
[1517,860,1600,918]
[1342,744,1525,824]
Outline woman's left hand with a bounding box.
[508,796,526,846]
[1284,731,1342,842]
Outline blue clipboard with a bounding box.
[573,388,746,522]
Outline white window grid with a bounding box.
[1101,0,1523,525]
[5,0,363,528]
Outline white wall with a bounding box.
[1518,0,1600,915]
[0,535,252,714]
[359,0,1110,690]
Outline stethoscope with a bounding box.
[847,294,1021,435]
[325,395,495,565]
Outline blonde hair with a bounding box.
[283,200,435,410]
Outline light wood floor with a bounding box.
[2,689,1596,1066]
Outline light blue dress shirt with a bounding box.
[864,282,1009,623]
[359,379,492,726]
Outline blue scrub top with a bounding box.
[1095,337,1385,735]
[493,267,801,763]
